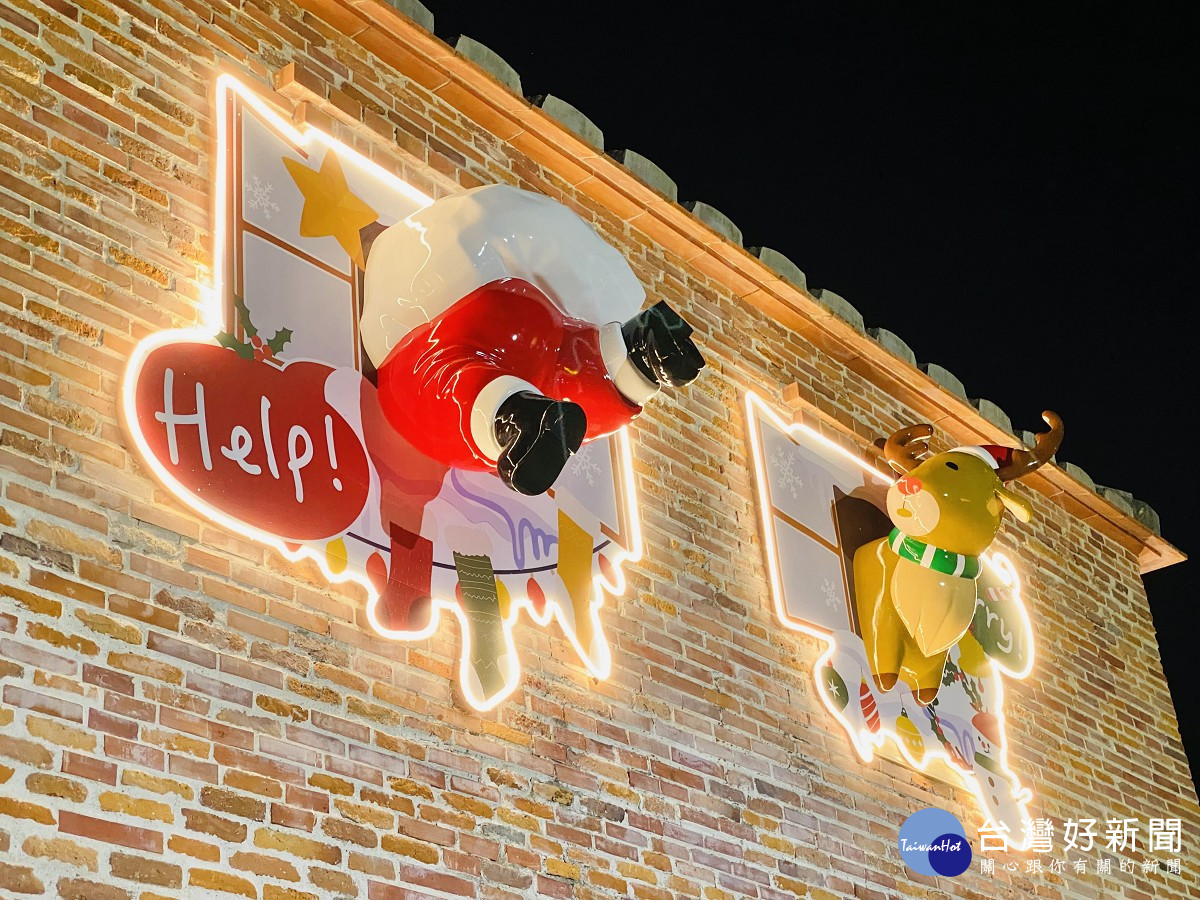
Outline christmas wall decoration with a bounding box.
[855,414,1061,705]
[746,392,1038,845]
[361,184,703,496]
[121,76,704,711]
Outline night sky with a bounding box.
[421,2,1198,784]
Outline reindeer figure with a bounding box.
[853,412,1063,704]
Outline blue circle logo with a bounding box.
[898,808,972,877]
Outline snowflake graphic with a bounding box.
[770,443,804,498]
[245,175,280,221]
[569,443,603,487]
[824,670,845,705]
[821,578,841,608]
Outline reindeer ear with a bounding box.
[996,486,1033,523]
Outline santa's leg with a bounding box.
[491,388,587,495]
[551,302,703,440]
[550,300,705,437]
[620,300,705,389]
[379,352,587,495]
[376,282,703,494]
[375,281,589,494]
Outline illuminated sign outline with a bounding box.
[745,391,1035,848]
[120,74,644,711]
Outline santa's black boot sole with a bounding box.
[494,392,587,496]
[621,300,705,388]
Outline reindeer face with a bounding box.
[879,415,1061,557]
[886,450,1032,556]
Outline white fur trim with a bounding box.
[599,322,659,406]
[949,445,999,468]
[470,376,539,462]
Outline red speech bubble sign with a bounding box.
[125,336,370,542]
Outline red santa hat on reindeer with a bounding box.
[946,444,1017,471]
[359,184,704,495]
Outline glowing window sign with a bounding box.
[121,76,652,711]
[745,392,1036,847]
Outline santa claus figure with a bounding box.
[360,184,704,495]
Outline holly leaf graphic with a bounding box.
[267,327,293,356]
[234,294,257,339]
[216,331,254,359]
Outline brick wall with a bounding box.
[1,1,1197,898]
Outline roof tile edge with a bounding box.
[301,0,1183,572]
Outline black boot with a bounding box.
[621,300,705,388]
[494,392,586,496]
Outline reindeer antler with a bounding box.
[995,411,1064,482]
[880,424,934,474]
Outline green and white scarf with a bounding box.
[887,528,981,579]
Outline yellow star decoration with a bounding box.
[283,151,378,269]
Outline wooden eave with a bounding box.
[285,0,1184,574]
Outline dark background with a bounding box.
[421,2,1197,785]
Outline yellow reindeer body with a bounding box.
[891,558,978,657]
[853,538,961,702]
[853,412,1062,705]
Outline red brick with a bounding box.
[62,752,118,786]
[4,684,85,722]
[219,654,285,689]
[169,754,220,785]
[147,631,217,668]
[104,693,156,722]
[82,663,135,696]
[88,708,138,739]
[288,783,332,811]
[103,736,165,771]
[28,568,105,606]
[186,671,252,706]
[1,638,75,675]
[59,811,163,853]
[270,804,316,831]
[395,866,475,897]
[397,817,455,847]
[129,555,198,591]
[311,711,369,742]
[78,561,151,598]
[108,594,179,630]
[226,610,291,644]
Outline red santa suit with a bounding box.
[360,185,658,471]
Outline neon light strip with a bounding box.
[745,391,1035,849]
[363,429,642,711]
[125,75,638,713]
